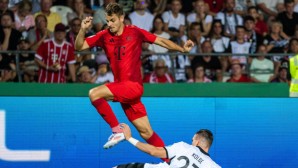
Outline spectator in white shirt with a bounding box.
[187,0,213,36]
[162,0,185,43]
[128,0,154,31]
[216,0,243,39]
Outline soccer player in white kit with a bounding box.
[115,123,221,168]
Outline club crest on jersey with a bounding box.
[51,54,59,62]
[126,36,132,41]
[110,38,114,43]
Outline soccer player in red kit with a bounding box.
[75,3,194,150]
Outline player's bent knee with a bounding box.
[89,88,104,101]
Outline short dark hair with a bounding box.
[236,25,245,31]
[105,3,124,17]
[35,14,47,24]
[0,11,14,21]
[284,0,294,5]
[244,15,255,23]
[247,6,258,12]
[189,22,201,31]
[196,129,213,148]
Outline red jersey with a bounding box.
[35,39,76,83]
[86,25,157,84]
[255,20,268,36]
[204,0,224,13]
[227,75,252,83]
[143,72,174,83]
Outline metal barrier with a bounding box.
[0,50,294,83]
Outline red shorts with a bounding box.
[105,81,147,122]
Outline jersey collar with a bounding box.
[197,146,210,157]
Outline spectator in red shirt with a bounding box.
[247,6,268,37]
[227,59,252,82]
[143,58,175,83]
[35,23,76,83]
[187,64,212,83]
[204,0,224,16]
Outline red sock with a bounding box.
[91,98,119,129]
[146,132,170,163]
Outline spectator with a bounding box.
[243,15,263,54]
[256,0,284,18]
[187,0,213,37]
[143,58,175,83]
[0,0,15,22]
[162,0,185,43]
[77,65,96,83]
[67,18,94,66]
[234,0,255,16]
[208,20,230,72]
[270,66,289,82]
[147,0,167,16]
[93,0,116,32]
[182,22,205,54]
[94,54,114,84]
[28,14,53,50]
[276,0,298,37]
[209,20,230,53]
[247,6,268,36]
[0,64,16,82]
[226,26,251,69]
[171,53,191,82]
[188,64,212,83]
[30,0,41,14]
[263,20,290,75]
[178,22,204,82]
[227,59,252,82]
[0,12,22,71]
[250,44,274,82]
[279,37,298,81]
[0,46,16,82]
[129,0,154,31]
[191,41,223,82]
[7,0,21,11]
[295,0,298,12]
[118,0,134,13]
[14,0,35,38]
[35,0,62,32]
[35,23,76,83]
[67,0,91,25]
[66,17,82,47]
[124,15,132,25]
[143,15,171,73]
[216,0,243,39]
[18,37,39,82]
[204,0,224,16]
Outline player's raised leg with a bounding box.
[89,85,125,149]
[131,116,164,147]
[130,115,168,162]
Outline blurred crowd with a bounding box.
[0,0,298,84]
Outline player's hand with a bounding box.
[183,40,194,53]
[81,16,93,31]
[120,123,132,140]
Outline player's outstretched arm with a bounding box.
[121,123,167,159]
[154,36,194,53]
[75,16,93,51]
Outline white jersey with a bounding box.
[165,142,221,168]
